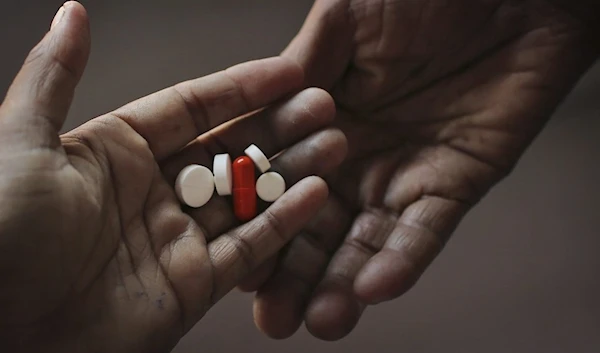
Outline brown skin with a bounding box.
[240,0,600,341]
[0,2,348,352]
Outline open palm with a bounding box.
[241,0,599,340]
[0,3,347,352]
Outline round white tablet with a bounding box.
[213,154,232,196]
[175,164,214,208]
[244,144,271,173]
[256,172,286,202]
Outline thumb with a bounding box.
[0,1,90,149]
[282,0,354,90]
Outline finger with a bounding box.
[208,176,328,302]
[252,195,352,339]
[0,1,90,149]
[300,208,399,341]
[282,0,353,89]
[236,126,348,294]
[252,151,401,339]
[111,57,304,161]
[266,128,347,194]
[305,276,365,341]
[203,87,336,160]
[160,87,336,186]
[354,197,467,303]
[305,163,470,339]
[346,145,482,304]
[237,256,277,292]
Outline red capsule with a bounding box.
[232,156,257,221]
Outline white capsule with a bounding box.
[256,172,286,202]
[175,164,214,208]
[244,144,271,173]
[213,154,232,196]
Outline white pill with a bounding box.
[244,144,271,173]
[213,154,232,196]
[256,172,286,202]
[175,165,214,208]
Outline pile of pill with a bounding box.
[175,144,286,221]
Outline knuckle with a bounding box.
[172,83,211,136]
[344,236,379,257]
[222,68,251,112]
[25,40,78,83]
[262,209,288,244]
[393,220,444,270]
[102,114,152,154]
[223,231,257,270]
[346,208,396,253]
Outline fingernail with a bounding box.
[51,6,65,30]
[51,2,73,30]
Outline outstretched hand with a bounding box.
[241,0,599,340]
[0,2,346,352]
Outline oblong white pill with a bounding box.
[213,154,232,196]
[175,164,214,208]
[256,172,286,202]
[244,144,271,173]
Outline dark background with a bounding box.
[1,1,599,352]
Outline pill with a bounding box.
[256,172,286,202]
[175,164,214,208]
[213,153,232,196]
[244,144,271,173]
[232,156,257,221]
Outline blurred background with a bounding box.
[1,1,599,352]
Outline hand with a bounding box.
[0,2,346,352]
[240,0,600,340]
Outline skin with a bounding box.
[241,0,600,341]
[0,2,348,352]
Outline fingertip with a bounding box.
[51,1,89,33]
[298,128,348,178]
[326,127,349,166]
[291,175,328,197]
[64,1,90,37]
[65,1,88,18]
[354,250,420,304]
[69,2,90,32]
[253,275,305,339]
[299,87,336,124]
[47,0,91,77]
[3,0,91,136]
[304,284,363,341]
